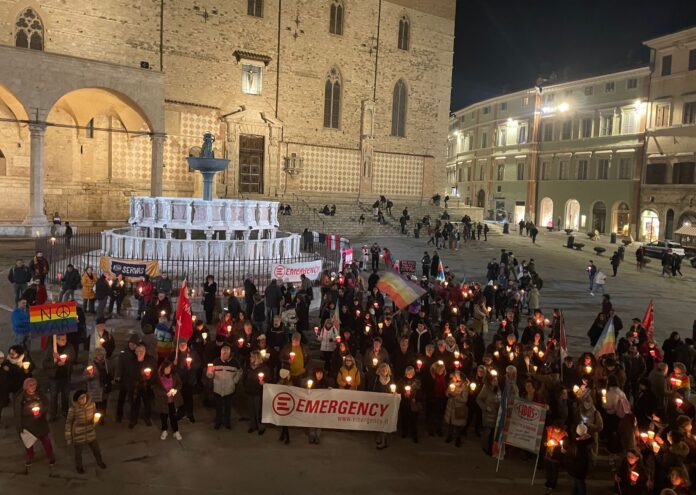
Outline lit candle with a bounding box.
[226,325,232,334]
[86,365,94,376]
[647,430,655,440]
[390,384,397,394]
[454,360,461,369]
[364,325,371,334]
[346,375,352,385]
[378,322,383,329]
[192,315,197,322]
[260,349,267,358]
[237,338,244,348]
[99,337,105,345]
[544,319,550,325]
[533,365,538,372]
[257,372,265,383]
[508,352,515,361]
[454,351,460,359]
[649,349,656,357]
[676,398,684,408]
[119,280,124,287]
[572,385,580,394]
[289,352,296,362]
[372,358,379,367]
[307,379,313,389]
[494,351,500,358]
[437,360,444,366]
[93,412,102,424]
[138,287,143,294]
[639,432,648,442]
[630,471,639,483]
[160,310,166,317]
[59,354,68,364]
[675,378,683,388]
[143,367,152,378]
[538,351,544,358]
[416,359,423,370]
[108,279,113,287]
[202,332,208,341]
[469,382,477,391]
[335,335,341,343]
[449,383,456,392]
[452,307,458,314]
[31,405,41,416]
[501,320,507,327]
[533,346,539,354]
[651,441,660,454]
[355,310,361,317]
[490,369,498,377]
[547,438,557,448]
[185,356,193,368]
[584,365,592,374]
[373,302,379,308]
[22,361,30,370]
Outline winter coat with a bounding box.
[61,269,81,291]
[210,357,243,397]
[94,278,110,300]
[443,381,469,426]
[7,265,31,285]
[152,373,183,414]
[83,360,111,402]
[318,326,339,353]
[64,398,98,444]
[81,272,97,299]
[476,383,500,428]
[566,436,593,479]
[527,288,540,311]
[167,349,201,386]
[336,365,361,390]
[155,277,173,296]
[43,343,76,380]
[471,304,487,334]
[14,390,50,438]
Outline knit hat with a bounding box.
[73,390,87,402]
[22,377,37,391]
[576,424,588,436]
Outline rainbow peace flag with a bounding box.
[29,302,78,336]
[436,260,445,282]
[593,317,616,357]
[376,271,426,309]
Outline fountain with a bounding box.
[186,132,229,201]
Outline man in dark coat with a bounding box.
[430,250,440,278]
[8,259,31,304]
[243,276,258,317]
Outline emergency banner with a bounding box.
[29,301,78,336]
[503,398,547,454]
[262,384,400,433]
[100,257,160,281]
[271,260,322,282]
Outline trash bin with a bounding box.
[610,232,617,244]
[567,235,575,249]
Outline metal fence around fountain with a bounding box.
[36,230,345,294]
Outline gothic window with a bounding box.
[323,67,341,129]
[398,16,410,50]
[391,79,407,137]
[15,8,44,50]
[247,0,263,17]
[329,0,344,35]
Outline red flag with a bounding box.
[175,280,193,341]
[642,300,654,341]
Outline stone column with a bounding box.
[150,133,165,197]
[24,122,49,229]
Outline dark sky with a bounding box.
[451,0,696,111]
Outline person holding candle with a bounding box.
[169,339,200,423]
[566,423,593,495]
[81,266,97,314]
[543,424,567,492]
[307,368,328,444]
[129,344,157,429]
[424,361,448,437]
[216,311,234,341]
[43,334,75,421]
[208,344,242,430]
[476,371,501,455]
[15,378,55,469]
[65,390,106,473]
[4,345,35,398]
[614,448,649,495]
[115,334,140,423]
[280,333,310,384]
[83,348,111,423]
[336,355,361,390]
[443,371,469,447]
[153,360,183,440]
[106,273,126,317]
[92,321,116,359]
[135,275,154,321]
[152,291,173,322]
[371,363,393,449]
[318,318,340,372]
[243,351,270,435]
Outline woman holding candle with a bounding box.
[135,275,154,321]
[43,333,75,421]
[202,274,217,325]
[307,368,328,444]
[371,363,394,450]
[83,348,111,422]
[93,321,116,359]
[169,339,200,423]
[65,390,106,473]
[426,361,448,437]
[243,351,270,435]
[280,333,310,384]
[397,366,422,443]
[14,378,55,468]
[336,355,361,390]
[443,371,469,447]
[129,344,157,429]
[614,448,649,495]
[153,360,183,440]
[318,318,339,372]
[217,312,235,341]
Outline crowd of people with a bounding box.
[1,243,695,495]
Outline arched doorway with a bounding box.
[640,210,660,242]
[564,199,580,231]
[592,201,607,233]
[665,209,675,240]
[678,211,696,229]
[476,189,485,208]
[539,197,553,228]
[612,202,630,236]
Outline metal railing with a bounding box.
[36,230,345,294]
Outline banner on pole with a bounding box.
[398,260,417,274]
[100,257,160,281]
[503,398,547,454]
[340,248,353,271]
[262,384,400,432]
[271,260,322,282]
[29,301,78,336]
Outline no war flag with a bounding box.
[30,301,78,336]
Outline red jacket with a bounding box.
[136,281,154,303]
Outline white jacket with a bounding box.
[318,326,339,352]
[594,272,607,285]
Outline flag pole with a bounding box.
[559,311,564,383]
[531,449,541,486]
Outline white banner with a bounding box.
[271,260,323,282]
[262,384,400,433]
[503,398,547,454]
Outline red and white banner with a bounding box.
[340,248,353,271]
[326,234,341,250]
[262,384,400,432]
[271,260,323,282]
[503,398,547,454]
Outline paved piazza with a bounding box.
[0,226,687,494]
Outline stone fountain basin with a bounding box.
[187,157,230,172]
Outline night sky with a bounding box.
[451,0,696,111]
